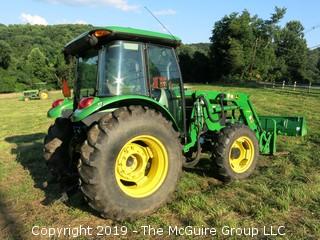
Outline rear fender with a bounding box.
[72,96,179,131]
[47,98,73,119]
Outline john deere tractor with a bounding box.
[21,83,49,101]
[44,26,307,220]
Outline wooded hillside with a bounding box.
[0,24,91,92]
[0,7,319,93]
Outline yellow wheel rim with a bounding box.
[229,136,254,173]
[40,92,48,100]
[115,135,168,198]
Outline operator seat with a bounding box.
[153,88,170,109]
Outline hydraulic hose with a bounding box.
[183,128,202,168]
[183,94,225,168]
[198,94,225,124]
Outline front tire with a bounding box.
[79,106,182,220]
[212,124,259,181]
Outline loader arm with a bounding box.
[183,90,306,155]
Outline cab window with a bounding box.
[147,44,183,127]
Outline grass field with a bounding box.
[0,85,319,240]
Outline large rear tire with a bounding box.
[211,124,259,182]
[79,106,182,220]
[43,118,73,181]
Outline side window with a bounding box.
[78,49,98,97]
[147,44,183,127]
[148,45,181,92]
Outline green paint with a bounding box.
[71,95,179,130]
[47,98,73,118]
[182,89,306,155]
[105,26,181,42]
[64,26,181,52]
[48,87,307,155]
[260,116,307,137]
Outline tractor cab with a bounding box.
[63,26,185,129]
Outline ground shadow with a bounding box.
[5,133,97,217]
[0,193,24,239]
[183,155,224,181]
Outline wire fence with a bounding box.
[259,81,320,96]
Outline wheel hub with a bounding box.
[115,135,168,198]
[229,136,254,173]
[126,156,135,167]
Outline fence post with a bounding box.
[309,82,312,93]
[282,80,285,89]
[293,81,296,91]
[272,82,275,88]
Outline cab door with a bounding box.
[147,44,184,130]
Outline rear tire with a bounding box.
[211,124,259,182]
[79,106,182,220]
[43,118,73,181]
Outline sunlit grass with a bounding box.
[0,86,319,239]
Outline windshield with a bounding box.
[76,40,147,99]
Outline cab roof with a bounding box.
[64,26,181,56]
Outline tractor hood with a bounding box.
[64,26,181,56]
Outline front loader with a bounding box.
[44,26,307,220]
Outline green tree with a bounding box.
[0,24,91,92]
[210,10,258,81]
[209,7,288,82]
[0,40,12,69]
[268,6,286,24]
[25,47,54,86]
[177,46,193,82]
[305,48,320,83]
[275,21,308,83]
[177,44,211,83]
[53,53,76,87]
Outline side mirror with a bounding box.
[62,79,71,98]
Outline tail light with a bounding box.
[52,99,64,108]
[78,97,94,109]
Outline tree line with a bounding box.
[178,7,320,84]
[0,24,91,92]
[0,7,320,93]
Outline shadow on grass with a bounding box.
[5,133,98,217]
[0,193,24,239]
[183,156,224,181]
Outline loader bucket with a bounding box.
[259,116,307,137]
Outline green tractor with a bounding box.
[44,26,307,220]
[21,83,49,101]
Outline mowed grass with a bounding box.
[0,85,319,239]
